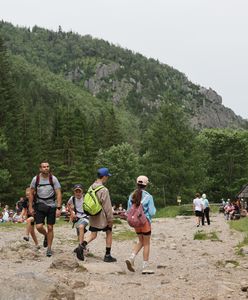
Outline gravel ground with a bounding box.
[0,213,248,300]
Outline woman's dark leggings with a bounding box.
[202,207,210,225]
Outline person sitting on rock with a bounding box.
[224,200,234,220]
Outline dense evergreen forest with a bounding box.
[1,21,248,207]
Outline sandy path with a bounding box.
[0,213,248,300]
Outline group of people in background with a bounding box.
[1,160,156,274]
[193,193,210,227]
[223,198,242,220]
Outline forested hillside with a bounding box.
[0,21,248,206]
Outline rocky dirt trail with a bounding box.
[1,213,248,300]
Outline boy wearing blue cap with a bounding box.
[76,167,116,262]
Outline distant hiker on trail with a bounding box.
[22,187,40,249]
[75,167,116,263]
[29,161,62,257]
[193,193,203,227]
[67,184,89,254]
[125,175,156,274]
[201,193,210,225]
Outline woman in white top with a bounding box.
[193,193,203,227]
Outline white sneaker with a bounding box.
[126,258,135,272]
[142,264,154,274]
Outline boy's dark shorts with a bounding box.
[35,206,56,225]
[89,225,112,232]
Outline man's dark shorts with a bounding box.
[89,225,112,232]
[35,206,56,225]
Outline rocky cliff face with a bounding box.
[69,62,246,130]
[190,87,245,129]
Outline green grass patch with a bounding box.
[235,234,248,255]
[113,229,136,241]
[113,218,122,224]
[210,204,220,214]
[216,259,239,268]
[0,222,25,229]
[194,230,221,241]
[228,217,248,255]
[86,252,96,257]
[229,217,248,232]
[155,204,220,218]
[155,205,193,218]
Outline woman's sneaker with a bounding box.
[125,258,135,272]
[142,265,154,274]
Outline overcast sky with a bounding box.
[1,0,248,118]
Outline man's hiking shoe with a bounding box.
[75,245,85,261]
[104,254,117,263]
[125,258,135,272]
[46,249,52,257]
[23,236,29,242]
[43,236,48,248]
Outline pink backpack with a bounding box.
[127,204,147,228]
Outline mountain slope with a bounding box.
[0,20,246,129]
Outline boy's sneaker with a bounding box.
[46,249,52,257]
[103,254,117,263]
[23,236,29,242]
[43,236,48,248]
[126,258,135,272]
[75,245,84,261]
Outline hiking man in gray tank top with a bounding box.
[29,161,62,257]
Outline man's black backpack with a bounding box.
[35,173,55,201]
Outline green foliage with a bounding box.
[142,103,197,204]
[0,22,248,208]
[95,143,140,205]
[197,129,248,200]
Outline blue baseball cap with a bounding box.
[97,167,112,177]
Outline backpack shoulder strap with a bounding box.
[35,173,54,189]
[35,174,40,190]
[72,196,78,214]
[92,185,105,192]
[49,173,54,189]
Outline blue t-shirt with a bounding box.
[127,190,156,223]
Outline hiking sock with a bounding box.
[105,247,111,256]
[81,241,88,248]
[130,253,136,260]
[142,261,149,269]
